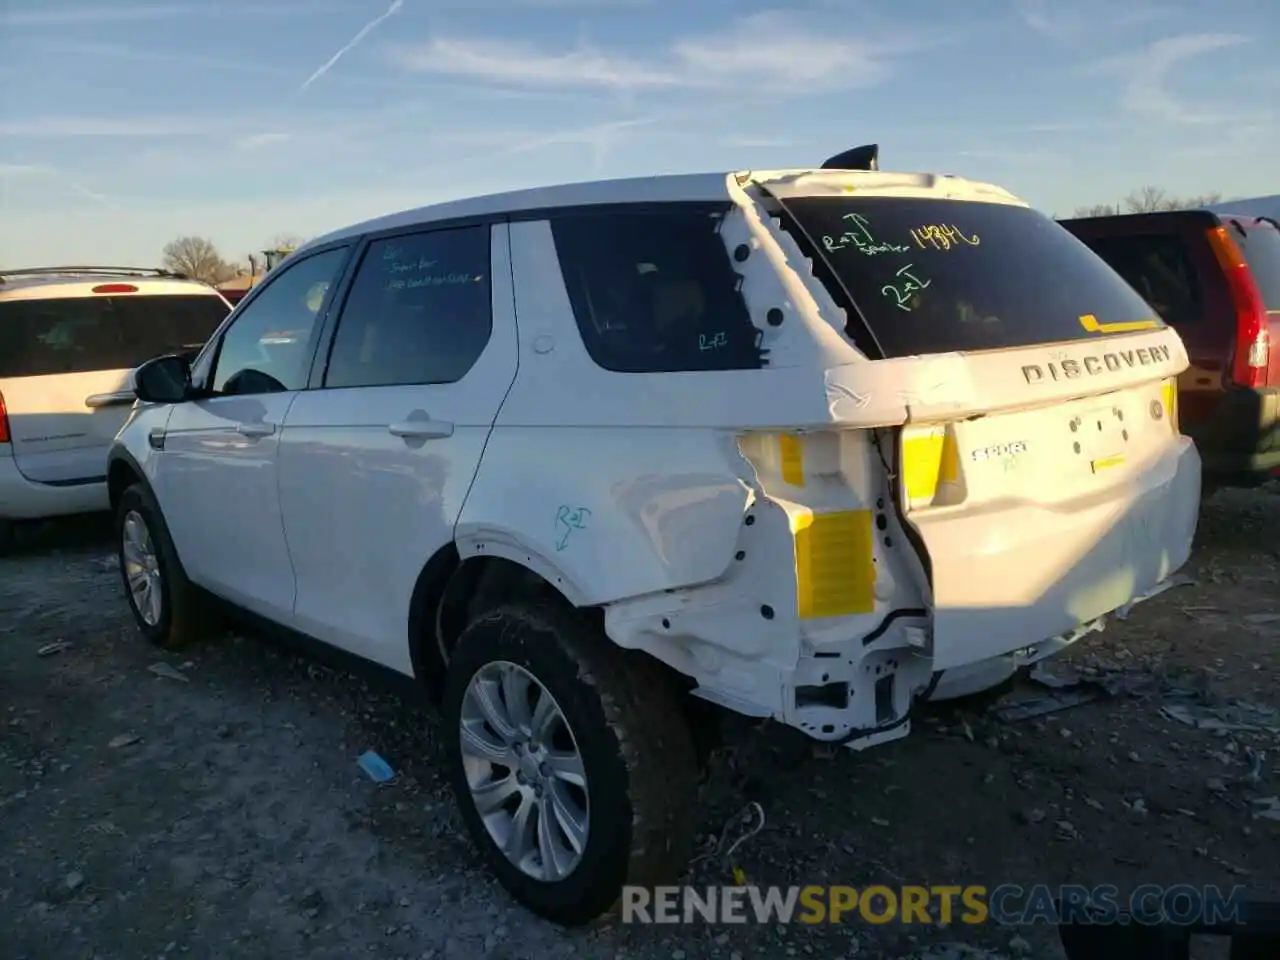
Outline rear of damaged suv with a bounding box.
[549,171,1200,750]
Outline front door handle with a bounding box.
[235,422,276,438]
[85,390,136,409]
[388,419,454,440]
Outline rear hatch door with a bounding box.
[0,288,230,483]
[768,189,1196,667]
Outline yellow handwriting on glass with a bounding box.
[909,224,981,251]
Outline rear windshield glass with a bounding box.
[0,293,229,378]
[778,196,1165,358]
[550,204,766,373]
[1228,220,1280,310]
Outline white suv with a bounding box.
[0,267,231,552]
[107,158,1201,924]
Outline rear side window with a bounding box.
[1074,233,1204,326]
[0,293,230,379]
[778,197,1164,358]
[550,205,766,372]
[324,226,492,388]
[1228,220,1280,310]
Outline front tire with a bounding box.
[442,603,699,926]
[116,483,210,649]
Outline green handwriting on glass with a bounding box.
[699,331,728,351]
[909,224,981,251]
[881,264,931,312]
[822,213,911,256]
[384,273,485,291]
[555,505,591,552]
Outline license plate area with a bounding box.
[1074,405,1129,474]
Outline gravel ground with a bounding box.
[2,490,1279,960]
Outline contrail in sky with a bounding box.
[297,0,404,94]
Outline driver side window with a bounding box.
[209,247,349,395]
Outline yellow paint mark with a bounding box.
[1161,378,1179,433]
[902,433,945,502]
[779,434,805,486]
[793,510,875,619]
[732,865,748,885]
[1078,314,1160,335]
[1091,454,1126,473]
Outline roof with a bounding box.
[1209,195,1280,221]
[0,267,224,303]
[296,168,1024,257]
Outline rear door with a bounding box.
[768,191,1195,668]
[0,288,230,483]
[1062,213,1232,427]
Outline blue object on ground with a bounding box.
[357,750,395,783]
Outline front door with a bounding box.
[153,247,351,619]
[278,223,517,673]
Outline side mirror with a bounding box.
[133,354,193,405]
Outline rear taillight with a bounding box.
[0,390,10,444]
[1206,226,1270,388]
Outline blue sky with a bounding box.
[1,0,1277,267]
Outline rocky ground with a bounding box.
[2,489,1279,960]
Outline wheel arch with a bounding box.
[107,449,148,514]
[407,543,590,703]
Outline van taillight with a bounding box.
[0,390,9,444]
[1206,225,1270,388]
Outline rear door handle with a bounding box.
[85,390,136,409]
[235,422,276,438]
[388,420,454,440]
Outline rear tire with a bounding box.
[442,603,699,926]
[116,483,212,649]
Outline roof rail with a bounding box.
[0,266,189,284]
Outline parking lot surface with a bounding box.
[3,491,1279,959]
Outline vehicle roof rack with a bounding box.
[820,143,879,171]
[0,266,189,284]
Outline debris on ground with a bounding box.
[1159,701,1280,736]
[1254,797,1280,821]
[356,749,396,783]
[107,733,141,749]
[148,662,189,682]
[36,640,70,657]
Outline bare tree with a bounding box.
[1072,188,1226,218]
[265,232,305,251]
[161,236,235,284]
[1072,202,1123,217]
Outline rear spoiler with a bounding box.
[820,144,879,171]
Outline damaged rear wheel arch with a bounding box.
[409,551,588,703]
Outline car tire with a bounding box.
[443,602,699,926]
[117,483,210,649]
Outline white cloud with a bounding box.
[1087,33,1252,124]
[296,0,404,94]
[1013,0,1168,41]
[0,2,342,26]
[236,132,293,150]
[386,11,921,94]
[0,116,234,138]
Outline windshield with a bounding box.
[777,196,1165,359]
[0,293,230,378]
[1227,219,1280,310]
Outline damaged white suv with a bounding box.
[107,146,1201,924]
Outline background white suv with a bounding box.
[0,266,231,552]
[106,164,1198,925]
